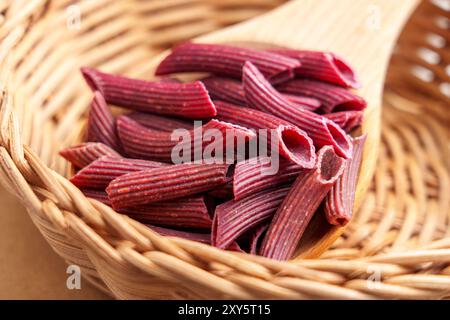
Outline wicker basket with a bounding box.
[0,0,449,299]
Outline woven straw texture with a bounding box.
[0,0,449,299]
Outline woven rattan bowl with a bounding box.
[0,0,449,299]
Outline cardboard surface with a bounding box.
[0,186,109,299]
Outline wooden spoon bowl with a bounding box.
[148,0,420,259]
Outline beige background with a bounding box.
[0,186,109,299]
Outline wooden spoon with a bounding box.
[149,0,420,259]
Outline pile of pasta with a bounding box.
[61,43,366,261]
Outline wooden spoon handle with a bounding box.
[196,0,419,258]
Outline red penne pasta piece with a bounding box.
[233,157,301,200]
[60,142,121,168]
[269,48,360,88]
[243,62,353,159]
[126,112,193,132]
[148,225,212,243]
[212,187,290,250]
[215,101,316,169]
[106,163,230,209]
[155,43,300,84]
[81,188,113,204]
[201,76,245,106]
[82,189,213,229]
[324,135,366,226]
[70,156,168,189]
[81,188,115,204]
[202,76,320,111]
[117,115,255,162]
[87,91,121,150]
[124,200,213,229]
[116,116,175,162]
[246,224,269,255]
[283,94,321,111]
[259,146,345,260]
[228,242,245,253]
[81,67,216,119]
[276,79,366,113]
[324,111,364,133]
[207,179,234,200]
[148,225,243,252]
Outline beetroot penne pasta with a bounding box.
[87,91,121,150]
[207,179,234,200]
[246,224,269,255]
[324,111,364,133]
[233,157,302,200]
[202,76,320,111]
[259,146,346,260]
[64,45,367,258]
[82,189,213,229]
[81,67,216,119]
[81,188,113,204]
[201,76,245,106]
[276,79,366,113]
[215,101,316,169]
[148,225,211,243]
[126,112,193,132]
[116,115,178,161]
[117,115,255,163]
[324,135,366,226]
[70,156,168,189]
[155,43,300,84]
[81,188,116,205]
[243,62,353,159]
[106,163,229,209]
[269,49,360,88]
[148,225,243,252]
[124,199,213,229]
[212,187,290,250]
[60,142,121,168]
[283,94,321,111]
